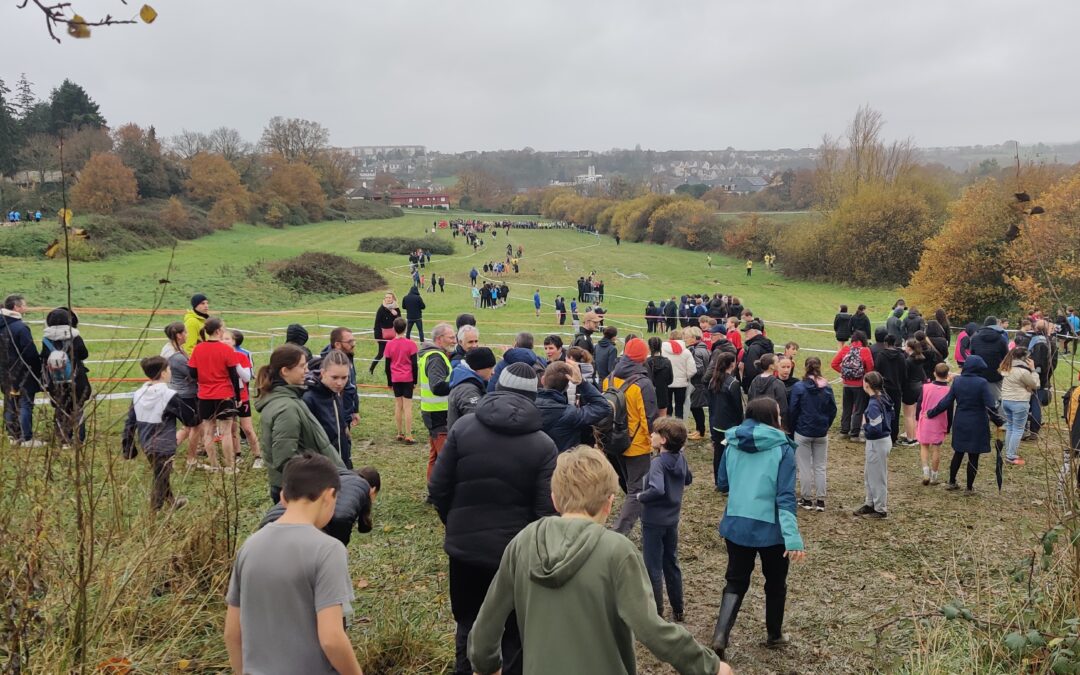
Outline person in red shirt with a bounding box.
[831,330,877,441]
[382,317,419,443]
[223,329,263,469]
[188,317,242,471]
[725,316,743,352]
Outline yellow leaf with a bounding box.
[68,15,91,39]
[177,659,191,671]
[139,5,158,23]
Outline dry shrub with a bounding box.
[270,252,387,295]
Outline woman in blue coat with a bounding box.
[926,355,1004,493]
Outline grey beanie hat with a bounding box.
[496,361,538,399]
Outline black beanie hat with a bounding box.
[465,347,496,371]
[191,293,208,309]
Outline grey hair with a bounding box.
[458,324,479,342]
[432,323,455,341]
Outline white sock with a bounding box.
[922,466,930,477]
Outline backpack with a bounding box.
[840,346,867,381]
[594,374,641,456]
[42,337,74,385]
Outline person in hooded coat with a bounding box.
[260,466,379,547]
[873,335,906,443]
[787,358,836,511]
[832,305,852,347]
[926,355,1004,493]
[39,307,91,445]
[711,398,805,660]
[428,362,557,675]
[402,286,427,341]
[885,308,905,344]
[645,337,674,416]
[487,347,548,393]
[954,321,979,367]
[183,293,209,354]
[284,323,312,360]
[535,361,609,452]
[925,320,950,359]
[662,330,696,419]
[447,347,496,431]
[739,321,775,393]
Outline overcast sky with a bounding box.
[5,0,1079,152]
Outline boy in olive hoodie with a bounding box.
[468,446,728,675]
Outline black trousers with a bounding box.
[723,540,789,638]
[406,319,424,342]
[449,557,521,675]
[949,451,980,489]
[690,406,706,435]
[886,388,902,443]
[840,385,866,436]
[669,387,688,419]
[711,431,725,486]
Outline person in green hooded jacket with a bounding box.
[468,446,729,675]
[253,344,345,505]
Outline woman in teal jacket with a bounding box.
[712,397,806,660]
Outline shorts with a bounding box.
[198,398,238,421]
[237,400,252,418]
[392,382,414,399]
[177,397,200,428]
[902,383,923,406]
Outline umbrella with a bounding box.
[995,426,1005,491]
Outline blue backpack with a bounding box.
[42,337,75,385]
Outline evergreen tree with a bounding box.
[48,79,106,132]
[0,77,21,175]
[13,73,36,118]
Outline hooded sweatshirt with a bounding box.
[873,346,906,395]
[182,309,206,354]
[447,362,487,430]
[594,337,618,381]
[467,517,721,675]
[608,358,659,457]
[122,381,184,456]
[638,451,692,526]
[718,419,803,551]
[285,324,312,360]
[661,339,695,389]
[788,376,837,438]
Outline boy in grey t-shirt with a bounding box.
[225,454,363,675]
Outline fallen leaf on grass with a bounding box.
[355,578,370,590]
[880,571,897,581]
[404,524,415,530]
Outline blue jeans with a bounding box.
[1002,399,1029,460]
[642,523,683,615]
[5,388,37,442]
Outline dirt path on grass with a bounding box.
[632,429,1053,674]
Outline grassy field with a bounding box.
[0,210,1073,673]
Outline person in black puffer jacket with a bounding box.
[260,466,380,546]
[740,321,774,393]
[427,362,557,675]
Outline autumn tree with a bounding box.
[814,106,915,209]
[169,129,211,160]
[647,198,712,244]
[63,127,113,173]
[71,152,137,214]
[721,214,782,259]
[160,196,191,230]
[186,152,251,227]
[261,157,326,221]
[206,127,250,162]
[312,148,355,198]
[906,179,1017,320]
[113,123,169,197]
[454,167,507,210]
[1005,169,1080,312]
[260,117,329,162]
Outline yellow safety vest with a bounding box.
[419,350,451,412]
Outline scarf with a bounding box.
[194,309,209,319]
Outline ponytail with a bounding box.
[755,353,777,373]
[802,357,822,382]
[256,343,307,397]
[864,371,884,395]
[164,321,187,356]
[200,316,224,342]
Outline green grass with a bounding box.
[0,212,1069,673]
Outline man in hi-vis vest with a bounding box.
[418,323,458,479]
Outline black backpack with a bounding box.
[594,374,641,456]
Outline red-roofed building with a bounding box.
[375,189,451,209]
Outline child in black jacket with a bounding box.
[122,356,187,510]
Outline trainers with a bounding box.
[815,500,825,512]
[20,439,44,448]
[252,457,265,469]
[1005,457,1026,466]
[672,610,685,622]
[171,496,189,510]
[853,504,876,516]
[930,472,940,485]
[964,487,977,496]
[922,471,930,486]
[765,633,790,649]
[687,431,704,441]
[1021,432,1038,442]
[864,510,887,519]
[945,482,960,491]
[798,498,814,510]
